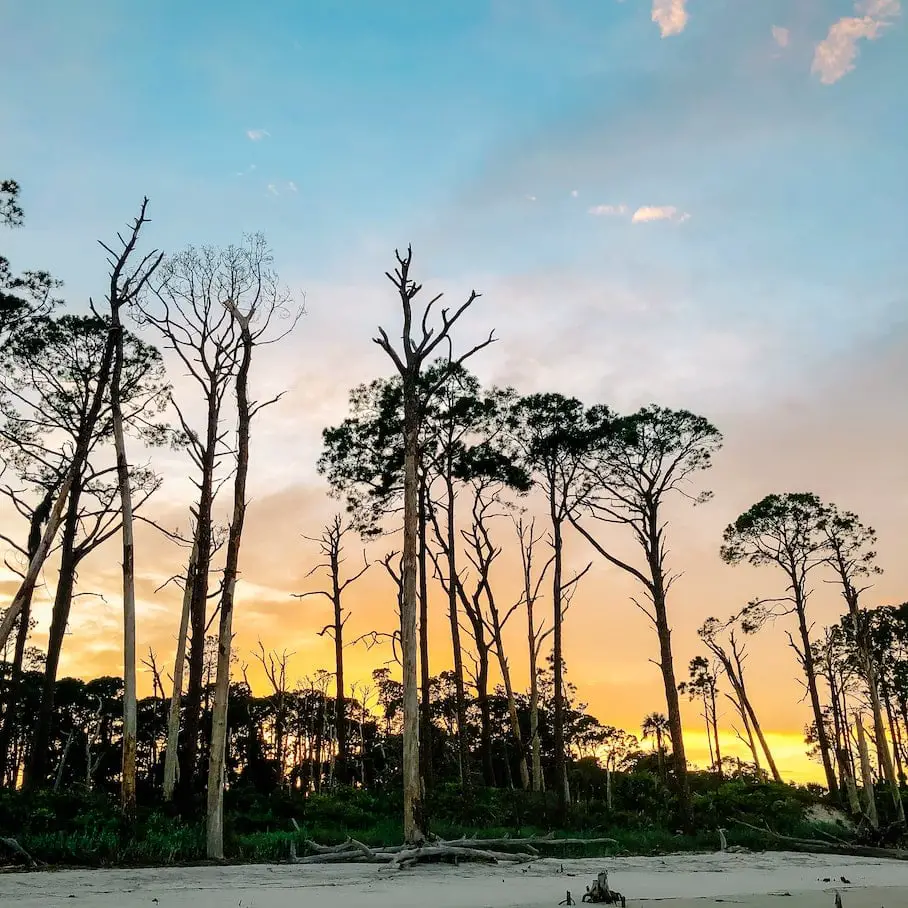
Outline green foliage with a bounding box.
[0,774,847,866]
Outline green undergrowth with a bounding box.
[0,778,857,868]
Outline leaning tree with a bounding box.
[571,405,722,820]
[698,615,782,782]
[0,311,170,790]
[720,492,839,797]
[819,504,904,822]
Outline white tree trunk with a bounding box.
[400,390,425,844]
[110,310,137,818]
[163,538,198,801]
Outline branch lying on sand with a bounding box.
[291,834,618,868]
[731,819,908,862]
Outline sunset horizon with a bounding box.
[2,0,907,840]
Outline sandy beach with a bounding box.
[1,850,906,907]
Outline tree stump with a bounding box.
[582,870,626,905]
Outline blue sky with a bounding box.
[4,1,906,315]
[3,2,908,763]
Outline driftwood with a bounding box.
[582,870,626,905]
[290,834,618,868]
[732,819,908,861]
[443,834,618,851]
[0,837,39,867]
[385,845,538,869]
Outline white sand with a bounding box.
[2,850,907,907]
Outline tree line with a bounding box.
[0,182,904,856]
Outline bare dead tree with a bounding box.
[205,237,302,860]
[253,642,294,783]
[372,245,493,844]
[461,481,530,789]
[95,198,165,818]
[294,515,370,784]
[137,242,255,799]
[699,616,782,782]
[514,516,554,792]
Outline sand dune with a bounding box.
[2,850,907,907]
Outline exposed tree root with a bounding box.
[582,870,626,905]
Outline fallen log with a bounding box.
[385,845,538,869]
[731,819,908,861]
[293,851,392,864]
[303,838,361,855]
[440,835,618,851]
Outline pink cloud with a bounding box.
[651,0,688,37]
[812,0,901,85]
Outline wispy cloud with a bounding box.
[246,128,271,141]
[235,164,258,177]
[812,0,901,85]
[571,189,579,198]
[266,181,299,197]
[772,25,790,49]
[632,205,689,223]
[651,0,688,38]
[589,203,628,216]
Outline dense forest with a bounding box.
[1,180,906,866]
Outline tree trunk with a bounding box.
[417,481,433,794]
[527,597,542,792]
[400,383,426,844]
[25,478,83,790]
[0,602,31,786]
[652,588,690,818]
[737,678,781,783]
[884,694,905,784]
[551,513,568,816]
[845,600,905,823]
[109,311,137,819]
[855,715,879,828]
[0,490,51,785]
[180,401,218,802]
[206,317,253,861]
[477,644,495,787]
[332,560,347,784]
[0,307,122,653]
[710,684,723,778]
[443,474,471,794]
[163,539,198,801]
[495,644,530,790]
[793,593,838,797]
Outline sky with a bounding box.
[1,0,907,783]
